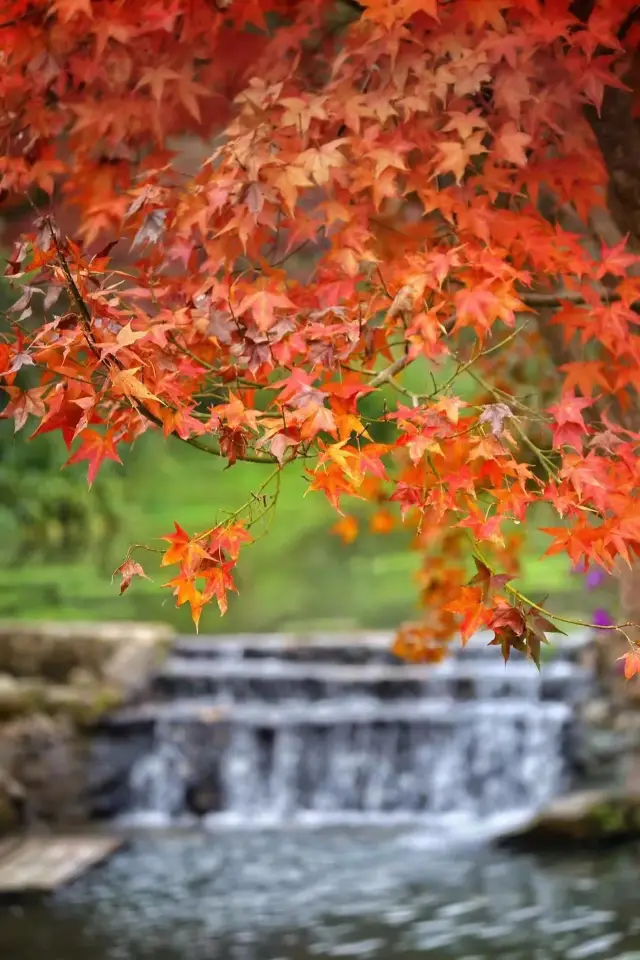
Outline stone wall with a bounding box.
[0,621,174,832]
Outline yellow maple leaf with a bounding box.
[116,322,147,348]
[298,140,348,185]
[111,367,162,404]
[336,413,371,441]
[322,440,363,486]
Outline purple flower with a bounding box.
[571,560,586,575]
[585,567,607,590]
[592,608,615,628]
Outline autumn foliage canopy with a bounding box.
[2,0,640,667]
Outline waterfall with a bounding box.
[93,630,594,827]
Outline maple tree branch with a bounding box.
[472,543,640,636]
[368,352,413,388]
[50,231,279,466]
[519,290,620,306]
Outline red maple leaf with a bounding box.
[548,394,592,450]
[66,428,122,486]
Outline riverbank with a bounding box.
[0,622,172,832]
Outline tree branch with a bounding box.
[368,352,413,388]
[50,233,279,465]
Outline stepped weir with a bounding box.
[90,630,594,827]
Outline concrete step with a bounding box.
[99,695,572,733]
[171,629,593,665]
[152,657,593,704]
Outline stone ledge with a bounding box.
[500,789,640,848]
[0,675,123,725]
[0,621,174,689]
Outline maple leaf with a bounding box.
[620,650,640,681]
[444,586,491,644]
[479,403,513,438]
[207,522,252,561]
[435,132,486,182]
[135,66,180,103]
[468,559,512,600]
[201,561,237,616]
[432,397,465,425]
[454,287,498,332]
[237,290,296,332]
[67,428,123,487]
[164,574,206,631]
[596,239,640,279]
[548,394,592,451]
[489,627,527,663]
[320,440,364,485]
[523,612,566,669]
[306,464,361,512]
[100,322,147,359]
[332,514,359,544]
[161,522,191,566]
[133,210,167,248]
[161,522,209,576]
[110,367,162,404]
[2,387,46,432]
[113,558,150,595]
[6,351,35,375]
[560,362,609,397]
[494,124,532,166]
[370,509,395,534]
[31,390,100,449]
[298,140,348,185]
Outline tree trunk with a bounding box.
[579,41,640,786]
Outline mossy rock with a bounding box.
[0,674,47,719]
[0,673,124,724]
[42,684,124,725]
[0,621,174,683]
[501,789,640,849]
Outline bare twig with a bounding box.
[368,352,413,388]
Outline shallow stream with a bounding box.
[2,826,639,960]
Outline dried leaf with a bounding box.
[113,558,150,594]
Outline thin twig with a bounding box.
[369,352,413,388]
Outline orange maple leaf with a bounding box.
[370,509,395,534]
[332,514,359,544]
[620,650,640,681]
[237,290,296,332]
[161,523,209,575]
[494,123,532,166]
[164,574,205,631]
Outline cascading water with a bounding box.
[92,630,594,827]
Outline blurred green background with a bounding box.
[0,256,612,636]
[0,376,611,636]
[0,423,592,634]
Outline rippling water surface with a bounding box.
[2,827,639,960]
